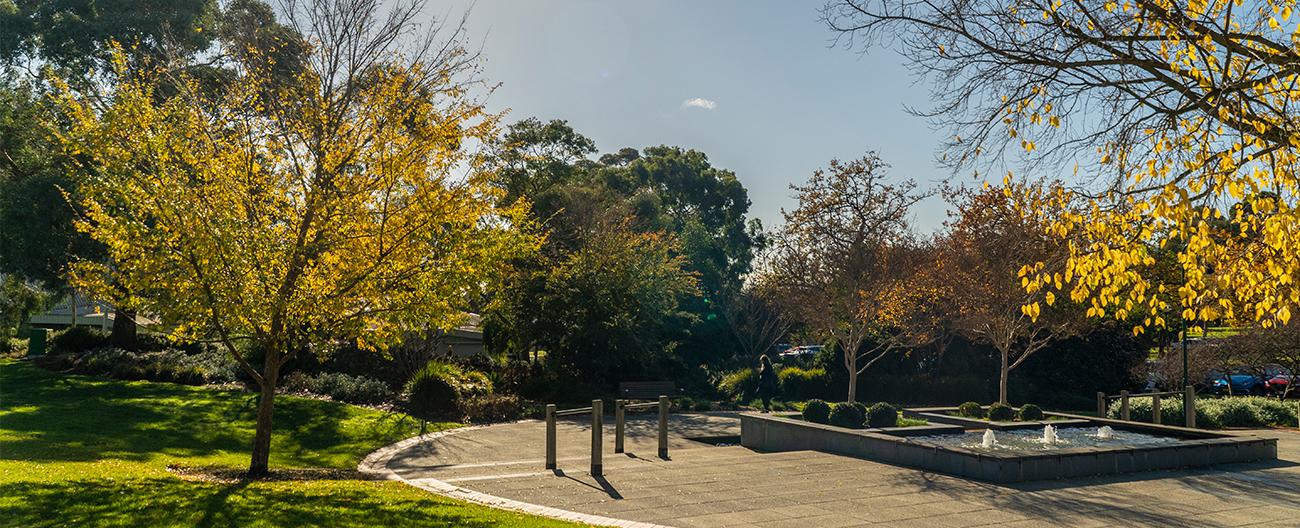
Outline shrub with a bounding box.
[405,361,493,419]
[851,401,869,416]
[170,366,206,385]
[676,396,718,412]
[33,353,76,371]
[460,394,524,423]
[802,399,831,424]
[777,367,829,400]
[750,398,793,412]
[866,402,899,428]
[717,369,757,400]
[153,348,240,384]
[1250,398,1296,427]
[829,401,865,429]
[50,326,110,354]
[957,401,985,418]
[1208,398,1261,428]
[110,361,147,380]
[73,347,135,375]
[282,371,394,405]
[987,402,1015,421]
[1,337,27,357]
[1105,395,1298,429]
[1018,403,1044,421]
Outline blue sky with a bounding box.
[438,0,960,233]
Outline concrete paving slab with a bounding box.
[366,413,1300,527]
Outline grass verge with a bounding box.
[0,360,580,527]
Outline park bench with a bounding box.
[618,381,677,401]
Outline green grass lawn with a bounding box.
[0,360,581,527]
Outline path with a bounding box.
[366,413,1300,527]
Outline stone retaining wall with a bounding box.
[740,412,1277,483]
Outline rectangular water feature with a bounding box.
[740,410,1277,483]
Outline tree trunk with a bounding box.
[847,371,857,403]
[110,308,138,350]
[998,350,1010,404]
[247,358,280,478]
[844,342,858,403]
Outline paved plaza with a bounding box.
[370,413,1300,527]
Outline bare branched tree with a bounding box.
[941,182,1089,403]
[720,271,791,365]
[821,0,1300,199]
[769,153,936,402]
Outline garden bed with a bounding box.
[773,411,957,436]
[904,406,1090,431]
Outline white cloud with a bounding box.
[681,97,717,110]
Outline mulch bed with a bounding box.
[166,464,365,483]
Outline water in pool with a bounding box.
[915,426,1180,453]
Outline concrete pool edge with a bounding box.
[739,411,1278,483]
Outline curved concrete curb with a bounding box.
[359,426,673,528]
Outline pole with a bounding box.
[1120,390,1130,421]
[1181,318,1189,390]
[1152,394,1162,425]
[1181,266,1189,389]
[657,395,669,459]
[545,404,556,470]
[1184,385,1196,428]
[1096,391,1106,418]
[590,400,602,476]
[614,399,625,454]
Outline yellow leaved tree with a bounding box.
[52,0,536,476]
[825,0,1300,336]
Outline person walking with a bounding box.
[755,355,778,412]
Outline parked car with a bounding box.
[1207,368,1266,395]
[778,345,823,360]
[1262,365,1294,397]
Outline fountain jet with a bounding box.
[1097,425,1115,440]
[1042,424,1057,444]
[981,429,997,448]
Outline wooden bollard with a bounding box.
[1184,385,1196,428]
[614,399,625,454]
[1152,394,1162,424]
[657,395,669,459]
[1120,390,1130,421]
[1096,391,1106,417]
[591,400,603,476]
[545,404,557,470]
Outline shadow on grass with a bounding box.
[0,477,532,528]
[0,361,419,468]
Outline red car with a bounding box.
[1262,365,1294,397]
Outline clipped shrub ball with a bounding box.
[1018,403,1044,421]
[987,402,1015,421]
[802,399,831,424]
[957,401,985,418]
[405,361,493,419]
[866,402,899,428]
[829,401,866,429]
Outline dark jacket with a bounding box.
[757,366,778,396]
